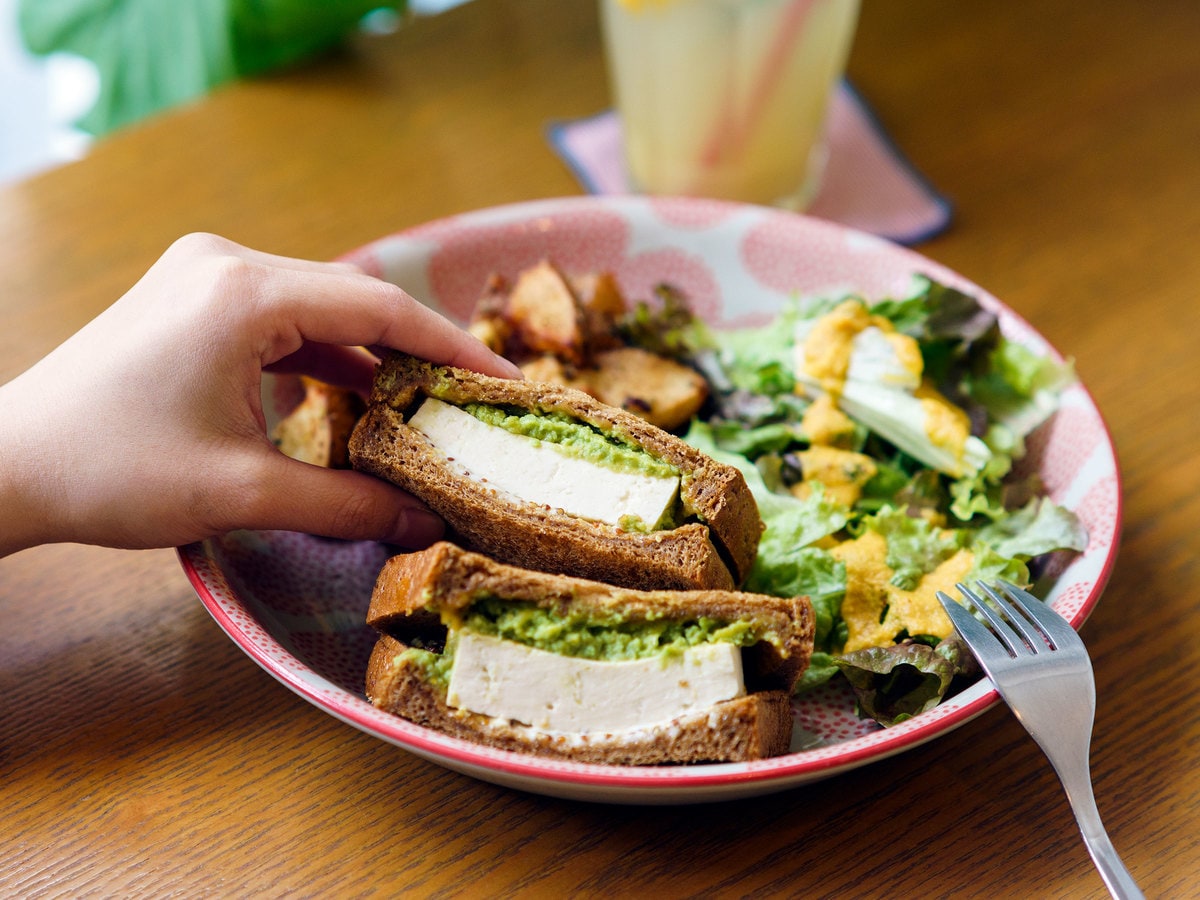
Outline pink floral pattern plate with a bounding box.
[178,196,1120,805]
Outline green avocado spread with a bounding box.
[461,403,680,481]
[458,597,761,661]
[396,646,453,685]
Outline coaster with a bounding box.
[547,81,952,246]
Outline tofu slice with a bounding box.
[407,397,680,529]
[447,632,746,733]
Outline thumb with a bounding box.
[243,456,445,547]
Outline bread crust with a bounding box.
[348,353,762,590]
[366,634,795,765]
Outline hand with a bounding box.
[0,233,521,556]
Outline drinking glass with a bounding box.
[599,0,860,209]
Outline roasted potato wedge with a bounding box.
[520,347,707,432]
[505,260,587,365]
[273,377,365,468]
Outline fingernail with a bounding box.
[497,356,525,379]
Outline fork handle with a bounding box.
[1053,760,1144,900]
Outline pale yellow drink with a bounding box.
[600,0,860,208]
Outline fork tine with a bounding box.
[953,582,1025,657]
[975,582,1052,652]
[995,579,1081,647]
[935,590,1005,656]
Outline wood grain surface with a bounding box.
[1,0,1197,896]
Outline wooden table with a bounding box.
[2,0,1197,895]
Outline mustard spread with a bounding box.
[831,529,974,652]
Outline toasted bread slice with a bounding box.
[363,543,814,764]
[348,353,762,590]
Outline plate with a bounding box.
[178,196,1120,805]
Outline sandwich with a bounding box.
[348,352,762,591]
[364,542,815,765]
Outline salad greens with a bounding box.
[620,276,1087,725]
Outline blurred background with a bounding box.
[0,0,469,184]
[0,0,95,183]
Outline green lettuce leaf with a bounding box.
[870,276,1000,387]
[966,339,1076,440]
[684,422,849,621]
[965,543,1031,587]
[792,651,842,693]
[975,497,1089,559]
[834,635,977,725]
[617,284,713,360]
[856,507,964,591]
[685,422,850,545]
[748,547,846,650]
[869,276,989,335]
[709,314,798,397]
[706,420,805,457]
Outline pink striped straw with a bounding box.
[696,0,820,171]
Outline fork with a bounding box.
[936,581,1143,900]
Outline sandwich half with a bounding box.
[348,352,762,591]
[364,542,814,765]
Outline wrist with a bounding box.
[0,375,59,557]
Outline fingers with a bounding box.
[236,454,447,547]
[264,342,379,396]
[168,232,364,278]
[171,233,522,381]
[255,265,522,378]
